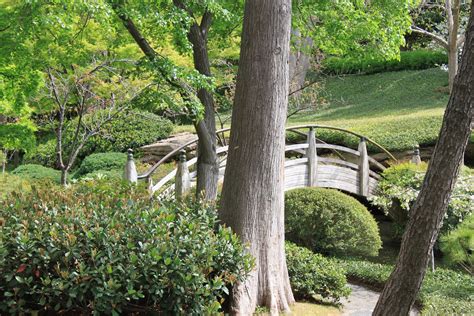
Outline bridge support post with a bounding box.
[306,127,318,187]
[175,149,191,200]
[124,149,138,183]
[358,138,370,197]
[411,145,422,165]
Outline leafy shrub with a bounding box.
[24,110,173,168]
[0,181,252,314]
[336,257,474,314]
[285,242,350,302]
[323,50,448,75]
[74,152,127,178]
[370,163,473,236]
[11,164,61,183]
[23,139,57,168]
[440,213,474,274]
[81,110,173,157]
[285,188,382,257]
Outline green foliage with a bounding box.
[11,164,61,183]
[74,152,127,178]
[440,213,474,274]
[289,68,453,152]
[79,110,173,159]
[336,257,474,314]
[285,188,382,257]
[0,181,253,314]
[23,139,57,168]
[323,50,448,75]
[0,173,31,200]
[25,111,173,168]
[293,0,417,60]
[285,242,350,302]
[370,163,473,236]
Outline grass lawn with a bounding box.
[289,68,453,152]
[174,68,471,153]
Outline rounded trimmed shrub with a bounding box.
[285,188,382,257]
[82,109,173,156]
[286,242,350,302]
[74,152,127,178]
[0,181,252,314]
[11,164,61,183]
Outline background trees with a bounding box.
[410,0,471,91]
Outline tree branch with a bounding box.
[410,26,449,49]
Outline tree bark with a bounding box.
[185,10,219,201]
[60,168,68,186]
[373,3,474,315]
[219,0,294,314]
[447,0,461,92]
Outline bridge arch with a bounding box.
[127,125,396,200]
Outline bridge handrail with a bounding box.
[137,125,396,180]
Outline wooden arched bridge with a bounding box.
[124,125,397,200]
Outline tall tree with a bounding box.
[411,0,471,91]
[219,0,294,314]
[374,2,474,314]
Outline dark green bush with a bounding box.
[285,188,382,257]
[74,152,127,178]
[82,110,173,156]
[285,242,350,302]
[440,213,474,274]
[0,181,252,314]
[323,50,448,75]
[370,163,473,236]
[11,164,61,183]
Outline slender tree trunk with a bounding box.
[60,168,68,186]
[373,4,474,315]
[187,15,219,201]
[219,0,294,314]
[447,0,461,92]
[2,149,6,174]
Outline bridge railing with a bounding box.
[124,125,397,198]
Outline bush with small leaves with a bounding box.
[440,213,474,274]
[370,163,473,236]
[0,180,253,314]
[285,242,350,302]
[11,164,61,183]
[285,188,382,257]
[74,152,127,178]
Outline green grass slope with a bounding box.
[289,68,452,152]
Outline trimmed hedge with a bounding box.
[11,164,61,183]
[74,152,127,178]
[285,188,382,257]
[286,242,350,302]
[323,50,448,75]
[0,181,252,314]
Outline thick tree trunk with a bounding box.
[373,3,474,315]
[187,17,219,201]
[219,0,294,314]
